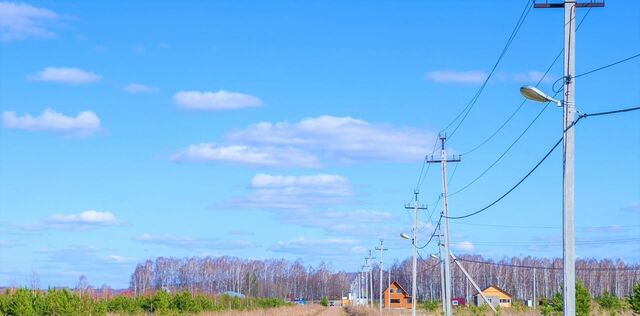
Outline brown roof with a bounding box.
[475,285,512,298]
[385,281,412,298]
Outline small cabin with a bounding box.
[383,281,412,309]
[473,285,513,308]
[451,297,466,307]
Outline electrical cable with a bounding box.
[457,6,593,157]
[444,0,534,141]
[446,105,640,219]
[454,257,640,272]
[574,52,640,79]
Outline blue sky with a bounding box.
[0,0,638,289]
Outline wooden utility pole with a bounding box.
[375,239,388,314]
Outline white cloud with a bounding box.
[124,83,157,94]
[171,143,319,168]
[226,115,435,163]
[0,2,59,41]
[105,255,131,264]
[20,210,119,231]
[511,70,553,83]
[29,67,101,84]
[280,209,395,237]
[2,109,101,136]
[621,202,640,214]
[135,234,257,250]
[425,70,488,84]
[236,173,352,209]
[173,90,263,110]
[48,210,117,225]
[270,237,362,256]
[454,241,475,251]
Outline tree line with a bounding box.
[129,255,639,302]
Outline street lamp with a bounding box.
[400,232,417,316]
[521,84,576,316]
[520,86,562,106]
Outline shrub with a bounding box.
[629,283,640,314]
[422,300,438,311]
[320,296,329,307]
[597,291,622,312]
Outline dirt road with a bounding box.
[316,306,343,316]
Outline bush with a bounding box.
[422,300,438,311]
[630,283,640,314]
[320,296,329,307]
[597,291,622,312]
[543,281,591,316]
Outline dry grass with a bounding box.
[198,304,326,316]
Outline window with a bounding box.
[500,299,511,303]
[407,298,412,303]
[452,300,459,306]
[389,289,394,293]
[390,299,400,304]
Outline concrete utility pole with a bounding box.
[405,191,427,316]
[427,135,460,316]
[533,1,603,315]
[436,226,447,316]
[376,239,388,314]
[366,250,375,308]
[450,252,496,315]
[533,267,537,309]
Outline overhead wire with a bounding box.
[574,52,640,79]
[448,7,594,195]
[454,257,640,272]
[444,0,534,141]
[445,104,640,220]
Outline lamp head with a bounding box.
[520,86,562,107]
[400,233,410,240]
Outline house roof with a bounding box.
[384,281,412,297]
[474,285,512,298]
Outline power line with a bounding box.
[444,0,534,141]
[454,257,640,272]
[446,105,640,219]
[452,222,640,230]
[452,237,640,246]
[574,52,640,78]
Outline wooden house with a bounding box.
[382,281,412,309]
[473,285,513,308]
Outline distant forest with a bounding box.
[130,255,640,300]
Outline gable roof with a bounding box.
[384,281,411,297]
[475,285,512,298]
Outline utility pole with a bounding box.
[427,135,460,316]
[376,239,388,314]
[533,1,603,315]
[405,191,427,316]
[533,267,537,309]
[436,225,447,316]
[366,250,375,308]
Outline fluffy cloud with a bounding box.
[269,238,364,256]
[425,70,488,84]
[226,115,435,163]
[0,2,59,41]
[454,241,475,251]
[20,210,119,231]
[280,209,395,237]
[171,144,319,168]
[29,67,101,84]
[48,210,117,225]
[173,90,263,110]
[135,234,257,250]
[621,202,640,214]
[236,173,352,209]
[124,83,157,94]
[2,109,101,135]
